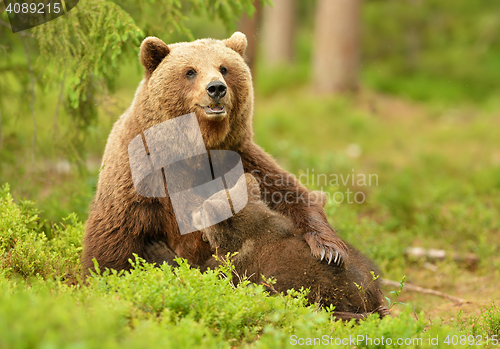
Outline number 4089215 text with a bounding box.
[5,2,62,14]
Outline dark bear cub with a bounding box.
[191,174,389,321]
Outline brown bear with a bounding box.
[82,32,348,274]
[192,174,389,321]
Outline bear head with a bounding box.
[135,32,253,149]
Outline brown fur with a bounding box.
[195,174,388,321]
[82,32,348,274]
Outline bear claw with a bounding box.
[375,306,391,318]
[328,251,337,265]
[305,232,348,268]
[334,252,340,265]
[319,246,345,267]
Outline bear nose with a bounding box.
[206,81,227,103]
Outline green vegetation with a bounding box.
[362,0,500,104]
[1,187,498,348]
[1,0,500,347]
[0,184,82,279]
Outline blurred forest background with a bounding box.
[1,0,500,343]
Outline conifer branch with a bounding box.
[20,36,37,166]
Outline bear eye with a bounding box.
[186,69,197,78]
[220,66,228,75]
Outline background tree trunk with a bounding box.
[261,0,296,65]
[238,0,263,74]
[312,0,361,93]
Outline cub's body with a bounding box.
[195,175,388,320]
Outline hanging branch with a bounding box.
[20,36,37,166]
[53,72,67,137]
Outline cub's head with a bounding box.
[190,173,264,253]
[138,32,253,148]
[190,174,328,254]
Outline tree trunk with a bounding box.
[313,0,361,93]
[261,0,296,65]
[238,0,263,74]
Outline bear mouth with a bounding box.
[202,104,226,120]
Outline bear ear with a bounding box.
[310,191,328,208]
[140,37,170,76]
[223,32,247,57]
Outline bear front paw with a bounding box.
[143,240,179,267]
[374,306,391,318]
[304,231,348,267]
